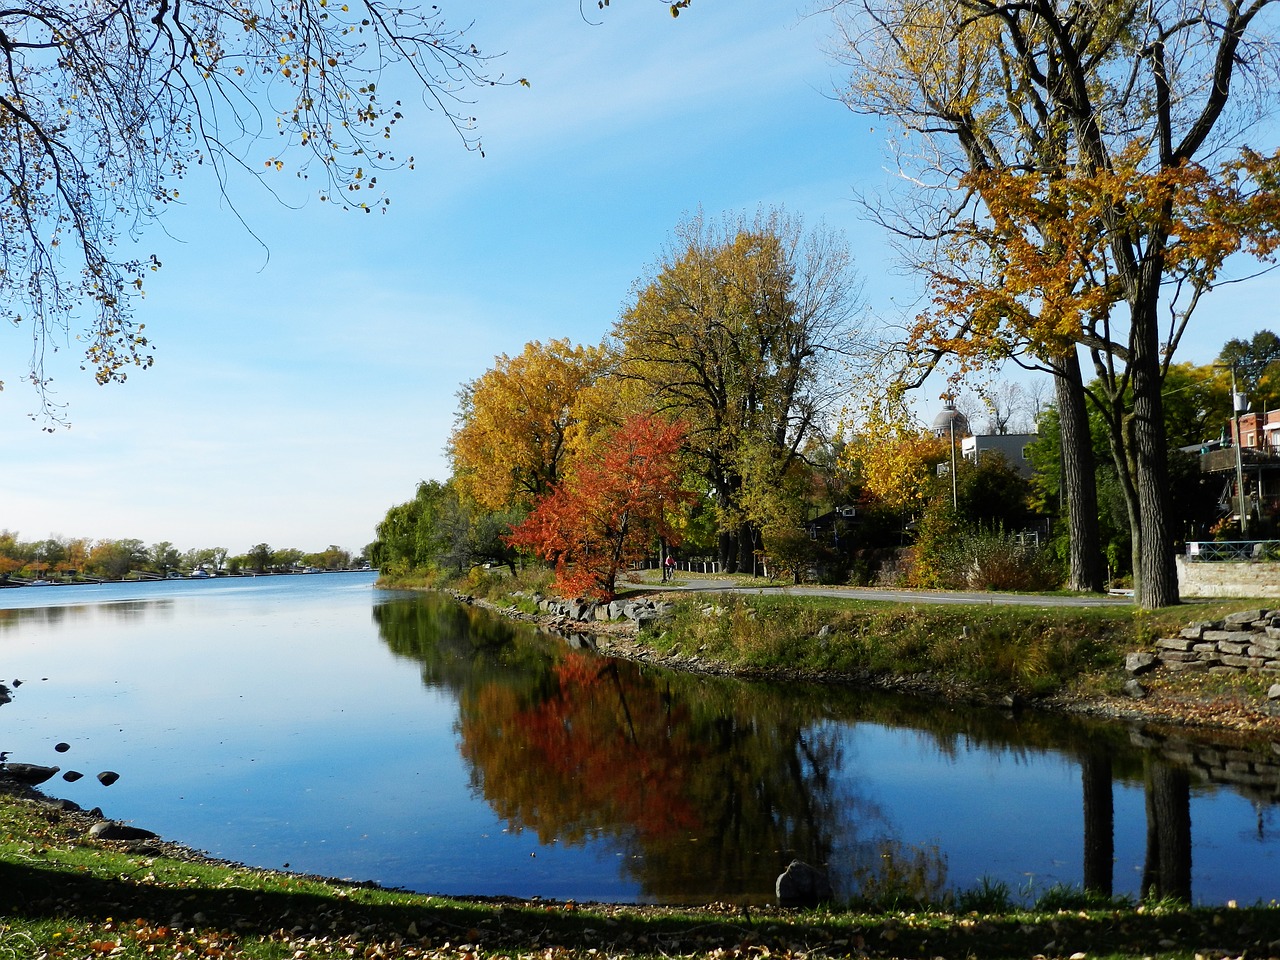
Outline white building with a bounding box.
[960,433,1038,478]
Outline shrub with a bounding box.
[919,524,1061,592]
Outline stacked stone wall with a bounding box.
[1175,557,1280,598]
[1152,609,1280,675]
[449,589,674,628]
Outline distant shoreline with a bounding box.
[0,568,375,589]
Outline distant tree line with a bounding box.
[0,533,366,582]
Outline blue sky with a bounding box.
[1,1,1266,557]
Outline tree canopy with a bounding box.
[612,208,862,572]
[505,414,690,599]
[448,339,614,513]
[1219,330,1280,413]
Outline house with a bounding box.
[1231,408,1280,452]
[1199,406,1280,533]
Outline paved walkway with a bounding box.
[625,576,1133,607]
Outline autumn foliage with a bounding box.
[449,339,613,512]
[506,415,690,600]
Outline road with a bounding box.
[626,576,1134,607]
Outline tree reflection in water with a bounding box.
[374,593,1278,905]
[374,594,927,902]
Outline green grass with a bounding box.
[4,786,1280,959]
[642,594,1268,699]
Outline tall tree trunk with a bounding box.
[1081,750,1114,897]
[1129,291,1180,608]
[718,530,736,573]
[1054,353,1104,592]
[737,521,756,575]
[1094,377,1143,591]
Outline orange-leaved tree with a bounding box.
[506,415,690,600]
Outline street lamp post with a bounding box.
[1232,365,1249,536]
[949,416,958,509]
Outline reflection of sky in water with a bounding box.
[0,575,645,900]
[848,726,1136,894]
[2,574,1278,905]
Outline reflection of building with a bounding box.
[1199,406,1280,530]
[960,433,1037,478]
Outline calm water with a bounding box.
[1,573,1277,905]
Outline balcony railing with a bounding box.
[1185,540,1280,561]
[1200,446,1280,473]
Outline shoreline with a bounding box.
[449,588,1280,739]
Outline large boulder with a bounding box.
[1,762,59,785]
[89,820,159,841]
[1126,652,1159,675]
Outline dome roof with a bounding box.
[931,403,970,437]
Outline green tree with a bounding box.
[247,543,274,574]
[148,541,181,576]
[85,538,145,579]
[183,547,228,575]
[614,208,861,573]
[372,479,520,578]
[373,480,456,574]
[314,545,352,570]
[1218,330,1280,414]
[273,547,305,571]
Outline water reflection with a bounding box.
[375,595,883,901]
[374,593,1280,905]
[0,597,175,630]
[3,580,1277,905]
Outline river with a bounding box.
[1,572,1276,905]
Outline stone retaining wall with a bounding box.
[1151,608,1280,675]
[528,593,676,627]
[1175,557,1280,598]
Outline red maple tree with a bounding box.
[506,414,689,599]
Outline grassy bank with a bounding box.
[3,785,1280,960]
[384,566,1279,723]
[639,592,1265,699]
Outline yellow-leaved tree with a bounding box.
[613,208,862,573]
[448,339,617,514]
